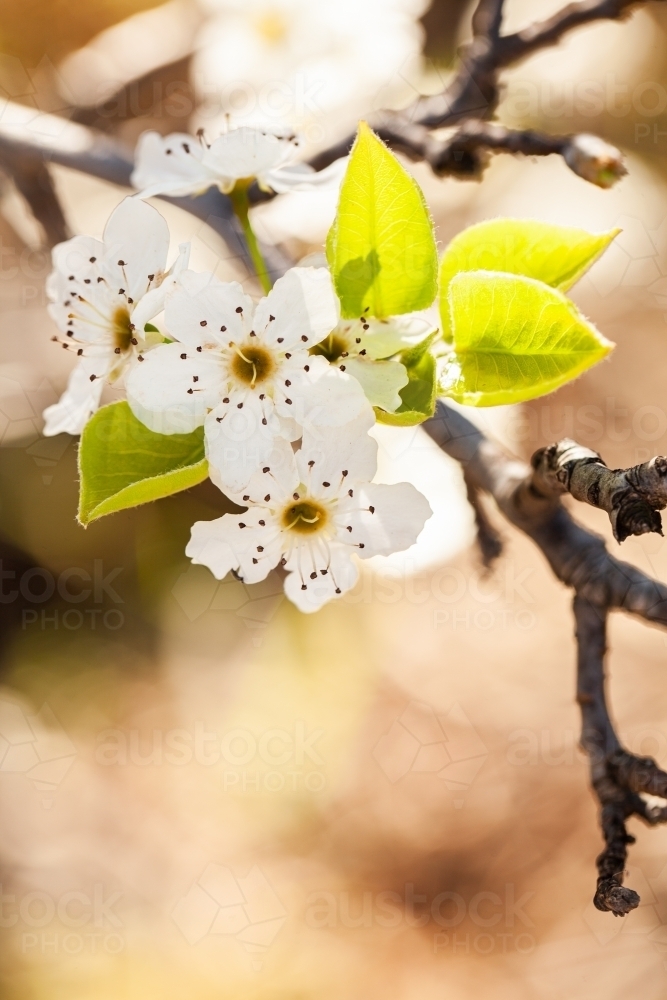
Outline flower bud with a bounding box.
[563,134,627,189]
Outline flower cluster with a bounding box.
[43,196,432,611]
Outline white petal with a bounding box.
[102,197,169,305]
[261,156,347,194]
[253,267,338,350]
[204,392,277,493]
[204,127,285,182]
[131,131,213,198]
[284,545,358,613]
[337,482,432,558]
[288,360,371,430]
[186,508,282,585]
[126,342,222,434]
[42,362,104,436]
[296,410,377,494]
[342,357,408,412]
[354,314,437,360]
[131,242,191,331]
[165,270,254,349]
[211,434,299,506]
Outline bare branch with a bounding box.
[0,147,69,246]
[496,0,646,67]
[424,401,667,910]
[531,439,667,542]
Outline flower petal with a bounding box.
[126,341,222,434]
[204,392,277,493]
[186,508,282,585]
[131,131,212,198]
[284,544,358,613]
[296,410,377,495]
[285,358,371,430]
[253,267,338,350]
[165,270,254,349]
[211,434,299,507]
[336,482,432,558]
[356,314,436,360]
[262,156,347,194]
[341,357,408,412]
[102,197,170,306]
[131,242,191,331]
[42,362,105,436]
[204,127,286,182]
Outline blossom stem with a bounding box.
[229,182,272,294]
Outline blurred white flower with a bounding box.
[132,126,347,199]
[126,266,370,493]
[186,411,432,612]
[43,198,189,436]
[192,0,428,134]
[313,313,435,412]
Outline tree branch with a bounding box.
[424,401,667,910]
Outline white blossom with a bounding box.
[43,197,189,436]
[126,266,370,493]
[132,126,346,199]
[186,411,432,612]
[192,0,428,134]
[313,313,436,411]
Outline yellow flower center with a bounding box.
[311,333,349,364]
[112,306,133,352]
[230,344,276,387]
[253,8,288,44]
[281,498,328,535]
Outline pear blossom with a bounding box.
[312,313,436,411]
[186,412,432,612]
[43,197,189,436]
[131,126,346,199]
[193,0,428,134]
[126,266,370,493]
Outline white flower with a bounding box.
[186,411,432,612]
[192,0,428,134]
[131,126,346,199]
[313,313,436,411]
[43,197,190,436]
[126,266,370,493]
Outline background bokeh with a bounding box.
[1,1,667,997]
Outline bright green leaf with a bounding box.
[438,219,619,340]
[376,349,437,426]
[327,121,438,319]
[440,271,614,407]
[78,401,207,525]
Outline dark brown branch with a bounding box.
[0,147,69,246]
[424,401,667,910]
[531,439,667,542]
[496,0,645,66]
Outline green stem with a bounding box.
[229,182,272,294]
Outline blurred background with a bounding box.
[1,0,667,996]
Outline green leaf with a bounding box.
[326,121,438,319]
[376,348,437,426]
[440,271,614,407]
[144,322,160,333]
[439,219,619,340]
[78,401,207,525]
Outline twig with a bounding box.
[425,401,667,910]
